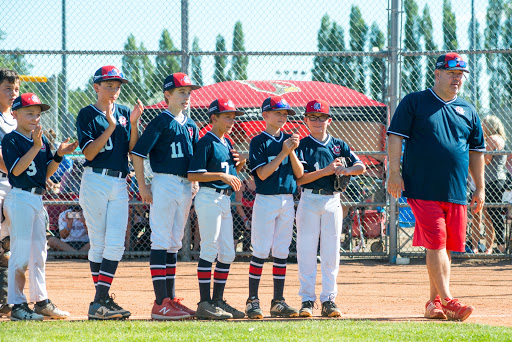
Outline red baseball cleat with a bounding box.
[424,295,446,319]
[172,297,196,316]
[151,298,191,320]
[442,298,474,321]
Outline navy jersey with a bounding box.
[131,110,198,176]
[76,104,131,174]
[387,88,485,204]
[249,131,297,195]
[2,131,53,189]
[298,135,362,192]
[188,131,237,190]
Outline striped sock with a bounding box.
[212,262,231,301]
[150,249,167,305]
[90,261,101,287]
[273,257,287,300]
[249,256,265,299]
[94,258,118,302]
[166,252,177,299]
[197,258,212,302]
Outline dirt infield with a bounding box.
[1,258,511,326]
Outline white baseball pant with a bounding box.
[79,167,128,263]
[194,187,235,264]
[0,176,11,240]
[296,190,342,303]
[251,194,295,260]
[150,173,192,252]
[4,188,48,304]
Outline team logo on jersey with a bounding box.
[332,145,341,154]
[188,127,194,138]
[454,106,465,116]
[119,116,127,127]
[40,144,46,152]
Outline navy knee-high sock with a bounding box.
[166,252,177,299]
[197,258,212,302]
[150,249,167,305]
[249,256,265,299]
[212,262,231,301]
[94,258,118,302]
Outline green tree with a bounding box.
[120,34,155,103]
[155,29,180,91]
[502,5,512,110]
[369,23,385,102]
[0,30,33,75]
[312,14,331,83]
[329,22,349,86]
[402,0,422,95]
[230,21,248,80]
[485,0,504,111]
[421,5,437,89]
[466,15,483,109]
[348,6,368,93]
[213,35,228,83]
[191,37,203,86]
[443,0,458,50]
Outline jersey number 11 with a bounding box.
[170,142,184,158]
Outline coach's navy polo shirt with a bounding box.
[131,110,198,177]
[387,88,485,204]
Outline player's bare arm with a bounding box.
[188,172,242,191]
[289,149,304,179]
[11,125,43,176]
[131,154,152,204]
[386,133,405,199]
[82,101,116,161]
[297,158,343,186]
[0,151,8,174]
[128,99,144,151]
[334,162,366,176]
[47,138,79,177]
[469,151,485,213]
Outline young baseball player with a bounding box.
[245,95,304,319]
[131,72,200,320]
[76,65,143,320]
[295,99,365,317]
[0,69,20,318]
[188,98,246,320]
[3,93,77,320]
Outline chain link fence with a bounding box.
[0,0,511,260]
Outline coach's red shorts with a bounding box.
[408,198,467,252]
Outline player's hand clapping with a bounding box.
[105,100,116,127]
[222,174,242,191]
[130,99,144,124]
[139,183,153,204]
[32,125,43,149]
[56,138,79,156]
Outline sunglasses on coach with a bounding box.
[443,59,467,69]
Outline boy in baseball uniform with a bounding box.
[245,96,304,319]
[3,93,77,320]
[131,72,200,320]
[76,66,143,320]
[0,69,20,318]
[188,98,246,320]
[295,99,365,317]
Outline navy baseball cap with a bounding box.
[93,65,128,84]
[208,98,244,117]
[435,53,469,73]
[304,99,330,116]
[261,96,295,115]
[163,73,201,91]
[12,93,50,112]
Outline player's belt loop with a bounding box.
[16,186,46,195]
[92,167,127,179]
[302,188,334,196]
[215,188,233,196]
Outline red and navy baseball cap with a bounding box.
[12,93,50,112]
[93,65,128,84]
[208,98,244,117]
[435,53,469,73]
[304,99,330,116]
[261,96,295,115]
[163,72,201,91]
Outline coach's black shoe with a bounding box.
[0,303,12,317]
[107,294,131,319]
[270,298,299,318]
[245,296,263,319]
[88,299,122,320]
[299,300,315,317]
[321,301,342,317]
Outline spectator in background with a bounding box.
[60,158,85,194]
[43,129,73,194]
[47,205,89,253]
[233,173,256,252]
[475,115,507,254]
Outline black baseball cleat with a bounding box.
[270,298,299,318]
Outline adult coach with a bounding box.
[387,53,485,322]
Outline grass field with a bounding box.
[1,319,512,341]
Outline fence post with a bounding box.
[181,216,192,262]
[181,0,189,74]
[387,0,401,264]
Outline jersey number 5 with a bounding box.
[170,142,184,158]
[27,161,37,176]
[99,137,113,153]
